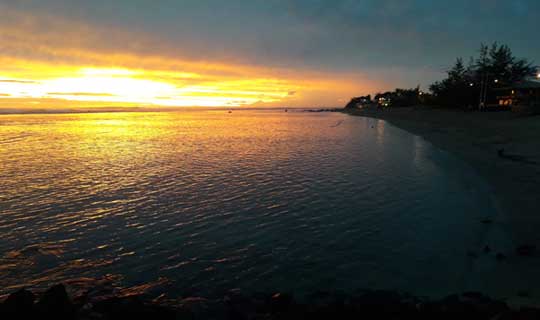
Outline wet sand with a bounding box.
[344,106,540,305]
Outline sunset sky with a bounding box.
[1,0,539,109]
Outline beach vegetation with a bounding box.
[429,43,537,109]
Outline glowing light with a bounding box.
[494,79,499,83]
[0,54,369,109]
[79,68,137,76]
[0,66,294,107]
[469,83,474,87]
[537,73,540,79]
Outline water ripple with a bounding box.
[0,110,498,297]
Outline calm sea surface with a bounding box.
[0,110,498,297]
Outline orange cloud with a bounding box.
[0,5,380,109]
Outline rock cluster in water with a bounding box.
[2,284,540,319]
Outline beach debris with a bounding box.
[516,245,537,257]
[330,120,344,128]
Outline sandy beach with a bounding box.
[345,107,540,243]
[344,107,540,303]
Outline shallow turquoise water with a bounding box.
[0,110,498,297]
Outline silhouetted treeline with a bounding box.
[344,95,372,108]
[429,43,537,108]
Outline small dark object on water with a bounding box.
[481,218,493,224]
[228,110,232,113]
[496,253,507,261]
[516,245,537,257]
[483,246,491,253]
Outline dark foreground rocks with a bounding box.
[2,285,540,319]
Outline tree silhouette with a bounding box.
[430,42,537,108]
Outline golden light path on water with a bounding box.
[0,110,503,298]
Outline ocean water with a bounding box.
[0,110,499,297]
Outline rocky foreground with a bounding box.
[2,284,540,319]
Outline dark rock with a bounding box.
[304,295,355,320]
[516,245,537,257]
[517,307,540,319]
[36,284,75,319]
[307,291,343,308]
[461,291,509,315]
[93,296,175,319]
[224,292,257,319]
[481,219,493,224]
[305,291,352,319]
[355,290,405,306]
[421,293,509,319]
[462,291,487,301]
[1,289,36,318]
[269,292,294,314]
[484,246,491,253]
[0,283,534,319]
[352,290,418,318]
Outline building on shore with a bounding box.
[496,79,540,114]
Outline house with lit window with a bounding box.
[496,79,540,114]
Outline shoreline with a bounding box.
[1,283,538,319]
[343,106,540,304]
[342,107,540,243]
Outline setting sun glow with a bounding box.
[0,65,297,108]
[0,4,373,110]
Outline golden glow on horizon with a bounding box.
[0,52,376,109]
[0,5,381,109]
[0,65,295,108]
